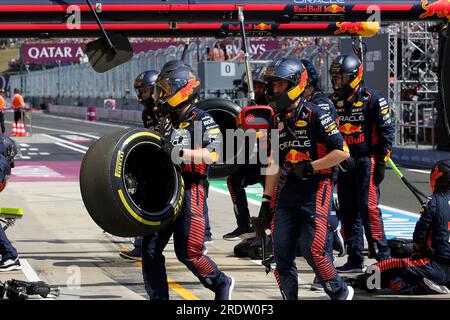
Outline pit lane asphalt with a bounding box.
[0,112,446,300]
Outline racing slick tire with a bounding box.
[196,98,243,179]
[80,128,185,237]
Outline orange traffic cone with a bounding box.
[17,121,27,137]
[11,122,17,136]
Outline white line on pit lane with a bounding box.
[404,168,431,175]
[35,113,130,129]
[20,258,57,300]
[54,142,86,154]
[30,124,101,139]
[5,120,103,139]
[41,134,89,151]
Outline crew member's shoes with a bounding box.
[223,227,256,241]
[205,234,214,244]
[0,257,22,272]
[215,276,235,300]
[119,248,142,261]
[332,229,346,257]
[310,277,324,292]
[422,278,450,294]
[336,262,366,273]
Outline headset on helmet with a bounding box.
[154,61,200,116]
[329,55,363,98]
[430,159,450,193]
[300,59,319,87]
[134,70,159,105]
[263,57,308,112]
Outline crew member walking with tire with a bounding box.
[119,70,160,262]
[141,60,234,300]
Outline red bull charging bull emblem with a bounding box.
[253,23,272,31]
[324,4,345,13]
[339,123,362,135]
[334,22,379,37]
[246,113,256,123]
[179,78,200,99]
[420,0,450,21]
[285,149,311,164]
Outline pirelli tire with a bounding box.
[196,98,242,179]
[80,128,185,237]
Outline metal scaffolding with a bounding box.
[386,21,440,148]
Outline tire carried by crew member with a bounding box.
[80,128,185,237]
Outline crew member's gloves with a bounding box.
[338,157,356,172]
[258,202,271,228]
[289,162,314,180]
[258,195,273,228]
[373,160,386,185]
[160,137,175,159]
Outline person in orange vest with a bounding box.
[11,88,26,137]
[0,89,5,135]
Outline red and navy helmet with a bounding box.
[263,57,308,112]
[329,55,363,98]
[154,61,200,116]
[430,159,450,193]
[300,59,319,87]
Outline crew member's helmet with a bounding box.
[430,159,450,193]
[154,61,200,116]
[300,59,319,87]
[134,70,159,104]
[329,55,363,98]
[263,57,308,112]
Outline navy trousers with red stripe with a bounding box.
[141,182,226,300]
[227,164,264,230]
[273,177,349,300]
[373,256,450,294]
[337,156,390,265]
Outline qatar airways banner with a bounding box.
[22,40,279,64]
[21,41,182,64]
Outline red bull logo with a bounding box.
[324,4,345,13]
[419,0,450,21]
[254,23,272,31]
[430,167,443,192]
[339,123,362,135]
[179,79,200,99]
[245,113,256,123]
[334,22,379,37]
[285,149,311,164]
[227,24,253,31]
[299,70,308,92]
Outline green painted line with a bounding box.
[209,180,263,202]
